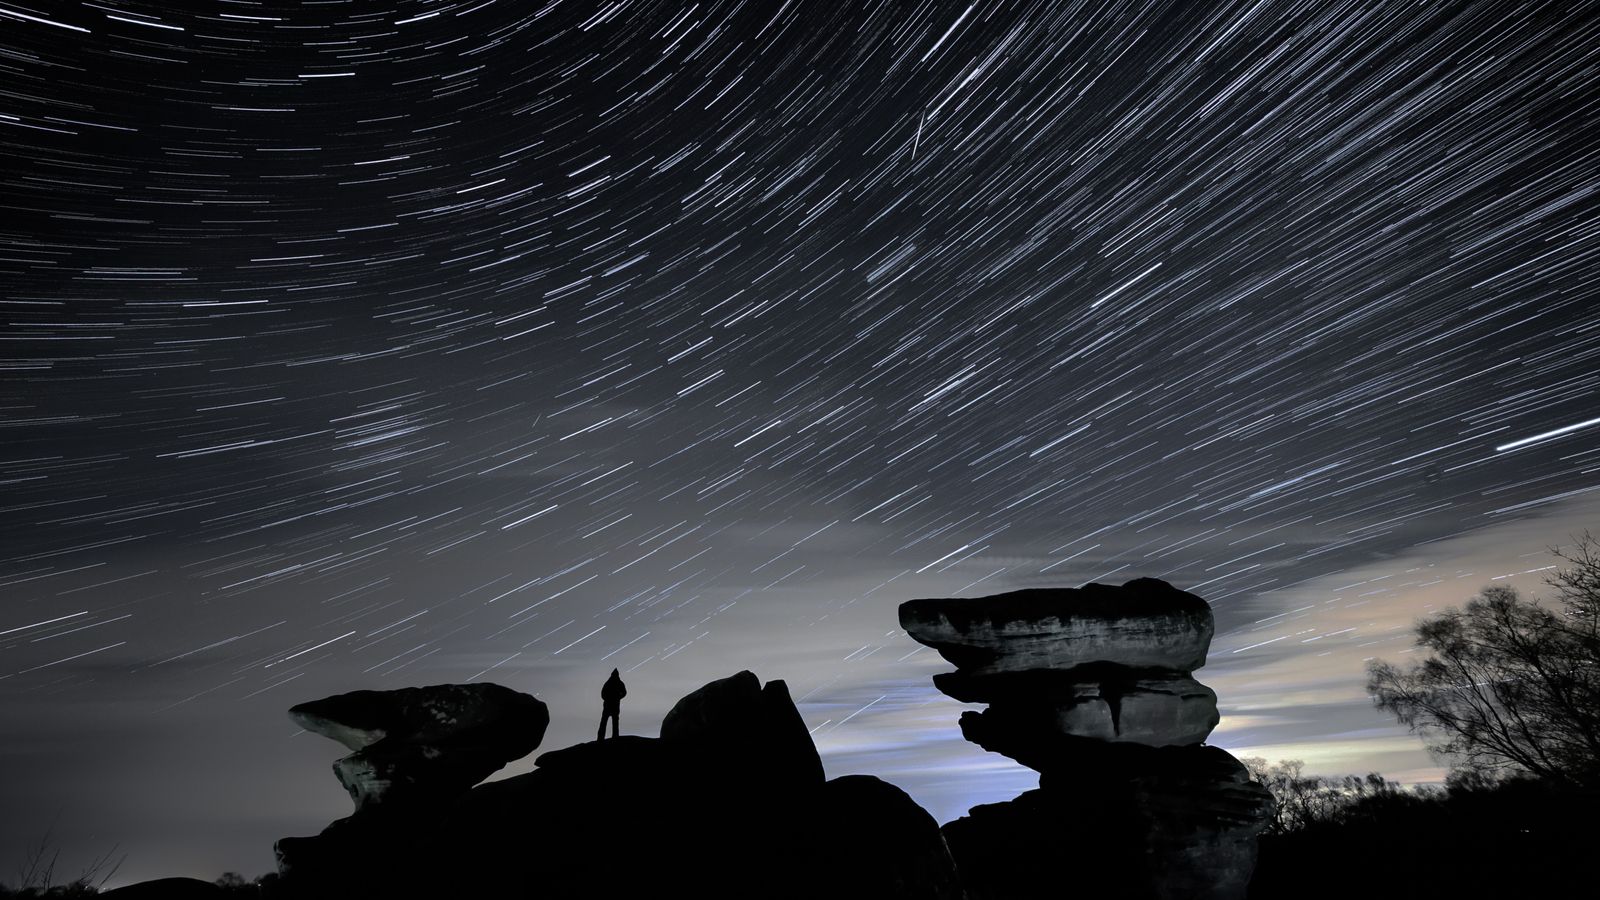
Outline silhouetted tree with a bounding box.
[1240,758,1419,833]
[1249,766,1592,899]
[1367,532,1600,786]
[212,872,271,894]
[1241,758,1329,833]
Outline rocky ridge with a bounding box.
[107,576,1269,899]
[269,671,960,899]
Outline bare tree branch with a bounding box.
[1368,536,1600,786]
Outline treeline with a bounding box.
[1247,765,1600,898]
[1251,531,1600,897]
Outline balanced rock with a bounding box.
[289,682,548,810]
[904,578,1219,761]
[899,577,1213,676]
[274,682,548,893]
[899,578,1271,899]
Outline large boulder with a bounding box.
[288,682,547,810]
[944,744,1272,900]
[274,682,547,894]
[438,675,953,899]
[946,670,1219,750]
[445,734,783,897]
[808,775,965,900]
[444,739,958,899]
[899,578,1214,675]
[442,735,701,895]
[899,578,1271,899]
[660,669,825,788]
[273,807,424,888]
[289,682,548,754]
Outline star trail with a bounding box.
[2,0,1598,883]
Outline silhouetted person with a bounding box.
[597,667,626,740]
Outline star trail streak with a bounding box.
[2,0,1599,884]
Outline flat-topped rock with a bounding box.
[898,577,1213,676]
[290,682,548,752]
[289,683,548,811]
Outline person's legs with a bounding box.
[610,712,619,739]
[597,713,607,742]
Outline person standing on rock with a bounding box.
[597,667,626,741]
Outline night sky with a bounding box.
[3,0,1599,886]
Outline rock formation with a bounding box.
[107,582,1270,899]
[287,682,549,811]
[660,668,826,788]
[267,672,960,899]
[900,580,1215,674]
[272,683,548,892]
[900,577,1273,899]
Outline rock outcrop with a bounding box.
[900,577,1273,899]
[660,668,826,788]
[272,683,548,893]
[813,774,967,900]
[899,578,1214,674]
[269,671,960,900]
[287,682,548,810]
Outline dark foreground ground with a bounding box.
[1249,778,1600,899]
[8,778,1598,899]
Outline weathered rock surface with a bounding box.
[907,579,1221,761]
[899,577,1214,675]
[975,678,1219,753]
[899,578,1272,899]
[288,682,547,810]
[273,682,547,894]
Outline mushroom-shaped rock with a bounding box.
[289,682,548,810]
[899,577,1213,676]
[899,577,1271,898]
